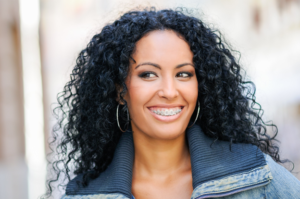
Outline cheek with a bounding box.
[125,78,156,113]
[179,79,198,104]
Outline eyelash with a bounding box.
[138,71,193,79]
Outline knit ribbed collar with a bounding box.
[66,125,266,198]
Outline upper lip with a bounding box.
[147,104,184,108]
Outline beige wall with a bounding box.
[0,0,28,198]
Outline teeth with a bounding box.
[151,108,182,116]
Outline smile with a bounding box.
[149,107,182,116]
[147,106,184,122]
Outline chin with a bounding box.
[147,123,187,140]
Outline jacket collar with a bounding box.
[66,125,269,198]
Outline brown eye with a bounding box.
[176,72,193,78]
[138,72,157,79]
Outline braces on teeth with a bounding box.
[152,108,182,116]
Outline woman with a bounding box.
[46,8,300,199]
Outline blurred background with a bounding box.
[0,0,300,198]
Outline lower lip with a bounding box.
[147,107,184,122]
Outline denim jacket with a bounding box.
[62,125,300,199]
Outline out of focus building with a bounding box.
[0,0,27,199]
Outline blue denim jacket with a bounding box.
[62,125,300,198]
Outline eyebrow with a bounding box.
[134,62,194,69]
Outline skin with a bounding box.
[122,30,198,199]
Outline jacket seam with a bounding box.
[194,165,270,189]
[193,180,270,198]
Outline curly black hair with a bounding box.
[44,7,284,198]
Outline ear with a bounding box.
[115,84,125,105]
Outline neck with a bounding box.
[132,127,191,179]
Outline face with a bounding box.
[123,30,198,140]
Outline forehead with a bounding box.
[131,30,193,63]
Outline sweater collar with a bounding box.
[66,125,267,198]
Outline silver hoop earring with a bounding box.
[188,101,200,128]
[116,104,129,132]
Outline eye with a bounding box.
[138,71,157,79]
[176,72,193,78]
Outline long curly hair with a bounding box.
[45,7,284,198]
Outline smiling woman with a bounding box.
[44,8,300,199]
[124,30,197,198]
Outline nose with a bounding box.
[158,76,179,100]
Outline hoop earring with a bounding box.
[116,104,129,132]
[188,101,200,128]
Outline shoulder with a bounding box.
[222,154,300,199]
[264,154,300,198]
